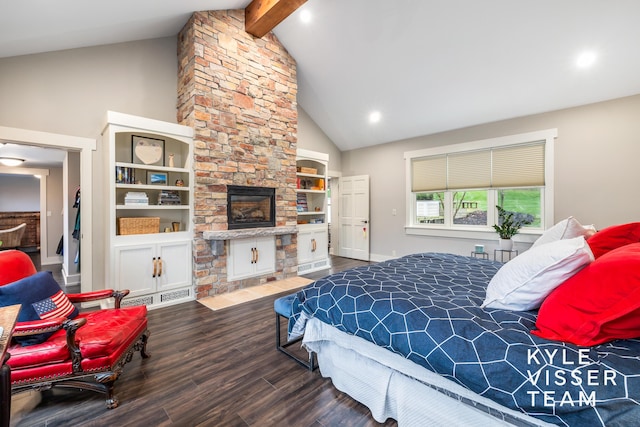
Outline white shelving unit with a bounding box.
[296,149,331,273]
[100,111,194,309]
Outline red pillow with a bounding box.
[587,222,640,259]
[532,242,640,346]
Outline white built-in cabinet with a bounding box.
[297,225,329,267]
[100,111,194,309]
[296,149,331,273]
[227,236,276,281]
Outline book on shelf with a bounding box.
[296,193,308,212]
[158,190,182,205]
[124,191,149,205]
[116,166,137,184]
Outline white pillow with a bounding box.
[531,216,596,248]
[482,236,594,311]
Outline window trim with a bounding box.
[404,129,557,240]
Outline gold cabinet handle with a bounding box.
[255,248,259,263]
[157,257,163,277]
[251,247,256,264]
[311,238,316,252]
[152,257,157,278]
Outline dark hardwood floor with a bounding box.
[12,256,398,427]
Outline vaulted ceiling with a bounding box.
[2,0,640,152]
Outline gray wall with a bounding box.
[45,167,64,262]
[0,37,178,137]
[2,35,639,269]
[0,37,179,285]
[297,107,342,174]
[0,174,39,211]
[341,94,640,260]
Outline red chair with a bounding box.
[0,250,150,408]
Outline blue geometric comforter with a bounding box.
[289,253,640,427]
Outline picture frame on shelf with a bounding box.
[147,171,168,185]
[132,135,164,166]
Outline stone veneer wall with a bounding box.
[177,10,299,298]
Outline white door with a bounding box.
[339,175,370,261]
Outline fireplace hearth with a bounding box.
[227,185,276,229]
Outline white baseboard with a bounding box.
[62,266,81,285]
[369,253,395,262]
[41,255,63,265]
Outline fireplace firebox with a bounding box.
[227,185,276,229]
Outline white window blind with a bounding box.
[411,141,544,192]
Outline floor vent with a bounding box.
[161,289,190,302]
[122,295,154,307]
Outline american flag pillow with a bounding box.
[32,289,76,319]
[0,270,79,346]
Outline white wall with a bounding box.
[341,94,640,261]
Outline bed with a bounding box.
[289,242,640,426]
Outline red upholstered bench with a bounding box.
[0,250,150,408]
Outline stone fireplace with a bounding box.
[177,10,299,298]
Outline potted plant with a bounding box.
[493,205,530,251]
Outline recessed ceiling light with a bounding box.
[369,111,382,124]
[576,51,597,68]
[300,10,312,24]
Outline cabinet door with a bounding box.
[254,236,275,276]
[311,229,329,261]
[228,238,257,281]
[156,241,192,291]
[297,230,314,264]
[114,244,156,297]
[298,228,328,263]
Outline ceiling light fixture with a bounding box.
[0,157,24,167]
[576,51,597,68]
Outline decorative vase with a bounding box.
[499,238,513,251]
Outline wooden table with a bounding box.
[0,304,20,427]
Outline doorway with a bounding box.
[0,125,96,292]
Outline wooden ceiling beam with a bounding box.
[245,0,307,38]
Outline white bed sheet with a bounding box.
[302,317,554,427]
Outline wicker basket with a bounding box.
[117,217,160,235]
[297,166,317,175]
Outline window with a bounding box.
[405,130,556,238]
